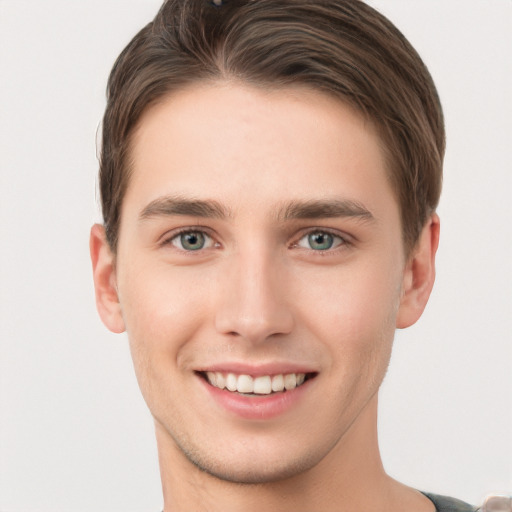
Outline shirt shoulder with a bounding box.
[422,492,479,512]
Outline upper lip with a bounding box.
[195,362,318,377]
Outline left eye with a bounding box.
[297,231,344,251]
[170,231,213,251]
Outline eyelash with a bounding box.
[160,227,351,253]
[293,229,349,253]
[161,227,217,252]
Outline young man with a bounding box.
[90,1,478,510]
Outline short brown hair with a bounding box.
[99,0,445,254]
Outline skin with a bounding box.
[91,82,439,511]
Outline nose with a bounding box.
[214,249,294,344]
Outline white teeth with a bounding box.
[206,371,217,386]
[284,373,297,390]
[226,373,237,392]
[215,372,226,389]
[271,374,284,392]
[205,372,307,394]
[237,374,253,393]
[253,375,272,395]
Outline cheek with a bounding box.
[295,257,401,331]
[117,262,212,371]
[292,257,402,371]
[117,263,217,419]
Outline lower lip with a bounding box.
[198,374,314,420]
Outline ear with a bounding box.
[90,224,125,333]
[396,213,440,329]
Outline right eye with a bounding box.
[169,230,214,251]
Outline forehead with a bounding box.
[124,82,396,222]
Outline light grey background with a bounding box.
[0,1,510,510]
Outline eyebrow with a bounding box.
[139,195,374,224]
[139,195,230,221]
[277,199,375,222]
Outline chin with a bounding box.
[191,457,317,485]
[178,437,323,485]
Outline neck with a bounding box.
[156,394,432,512]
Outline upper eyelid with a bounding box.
[293,227,351,245]
[158,225,352,248]
[162,229,219,254]
[159,226,216,244]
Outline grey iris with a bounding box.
[308,232,334,250]
[181,232,205,250]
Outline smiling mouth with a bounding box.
[198,371,317,396]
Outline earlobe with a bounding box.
[90,224,126,334]
[396,214,440,329]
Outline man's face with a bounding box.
[112,83,410,483]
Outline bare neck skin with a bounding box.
[156,395,433,512]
